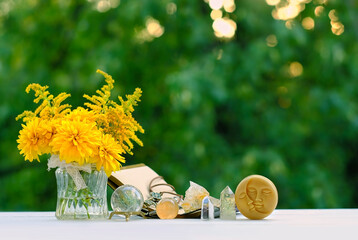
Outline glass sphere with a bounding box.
[111,184,144,213]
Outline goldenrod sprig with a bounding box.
[84,69,144,155]
[84,69,114,113]
[26,84,53,104]
[15,110,36,123]
[16,84,71,122]
[119,88,142,114]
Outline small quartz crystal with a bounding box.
[181,181,209,213]
[220,186,236,220]
[156,198,179,219]
[111,184,144,213]
[201,196,214,220]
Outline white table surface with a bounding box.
[0,209,357,240]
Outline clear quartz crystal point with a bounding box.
[220,186,236,220]
[201,196,214,220]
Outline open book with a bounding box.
[108,163,178,199]
[108,163,203,218]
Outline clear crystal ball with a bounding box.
[111,185,144,213]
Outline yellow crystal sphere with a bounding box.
[156,198,179,219]
[235,175,278,220]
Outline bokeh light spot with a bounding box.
[146,17,165,38]
[97,0,111,12]
[328,9,338,21]
[331,23,344,36]
[328,10,344,36]
[289,61,303,77]
[212,17,237,39]
[0,0,14,17]
[314,6,324,16]
[166,2,177,15]
[266,0,280,6]
[223,0,236,13]
[209,0,224,10]
[266,34,278,47]
[275,4,301,20]
[210,10,223,20]
[302,17,314,30]
[93,0,119,12]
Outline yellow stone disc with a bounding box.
[156,198,179,219]
[235,175,278,220]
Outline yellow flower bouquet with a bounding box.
[16,70,144,219]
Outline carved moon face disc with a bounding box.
[235,175,278,220]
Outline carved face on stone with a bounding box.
[235,175,278,220]
[246,178,276,214]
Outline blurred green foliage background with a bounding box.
[1,0,358,211]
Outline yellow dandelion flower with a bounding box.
[37,119,57,154]
[50,119,101,165]
[65,107,96,123]
[91,134,125,176]
[17,118,43,162]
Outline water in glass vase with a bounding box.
[55,167,108,220]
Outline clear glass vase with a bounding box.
[55,167,109,220]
